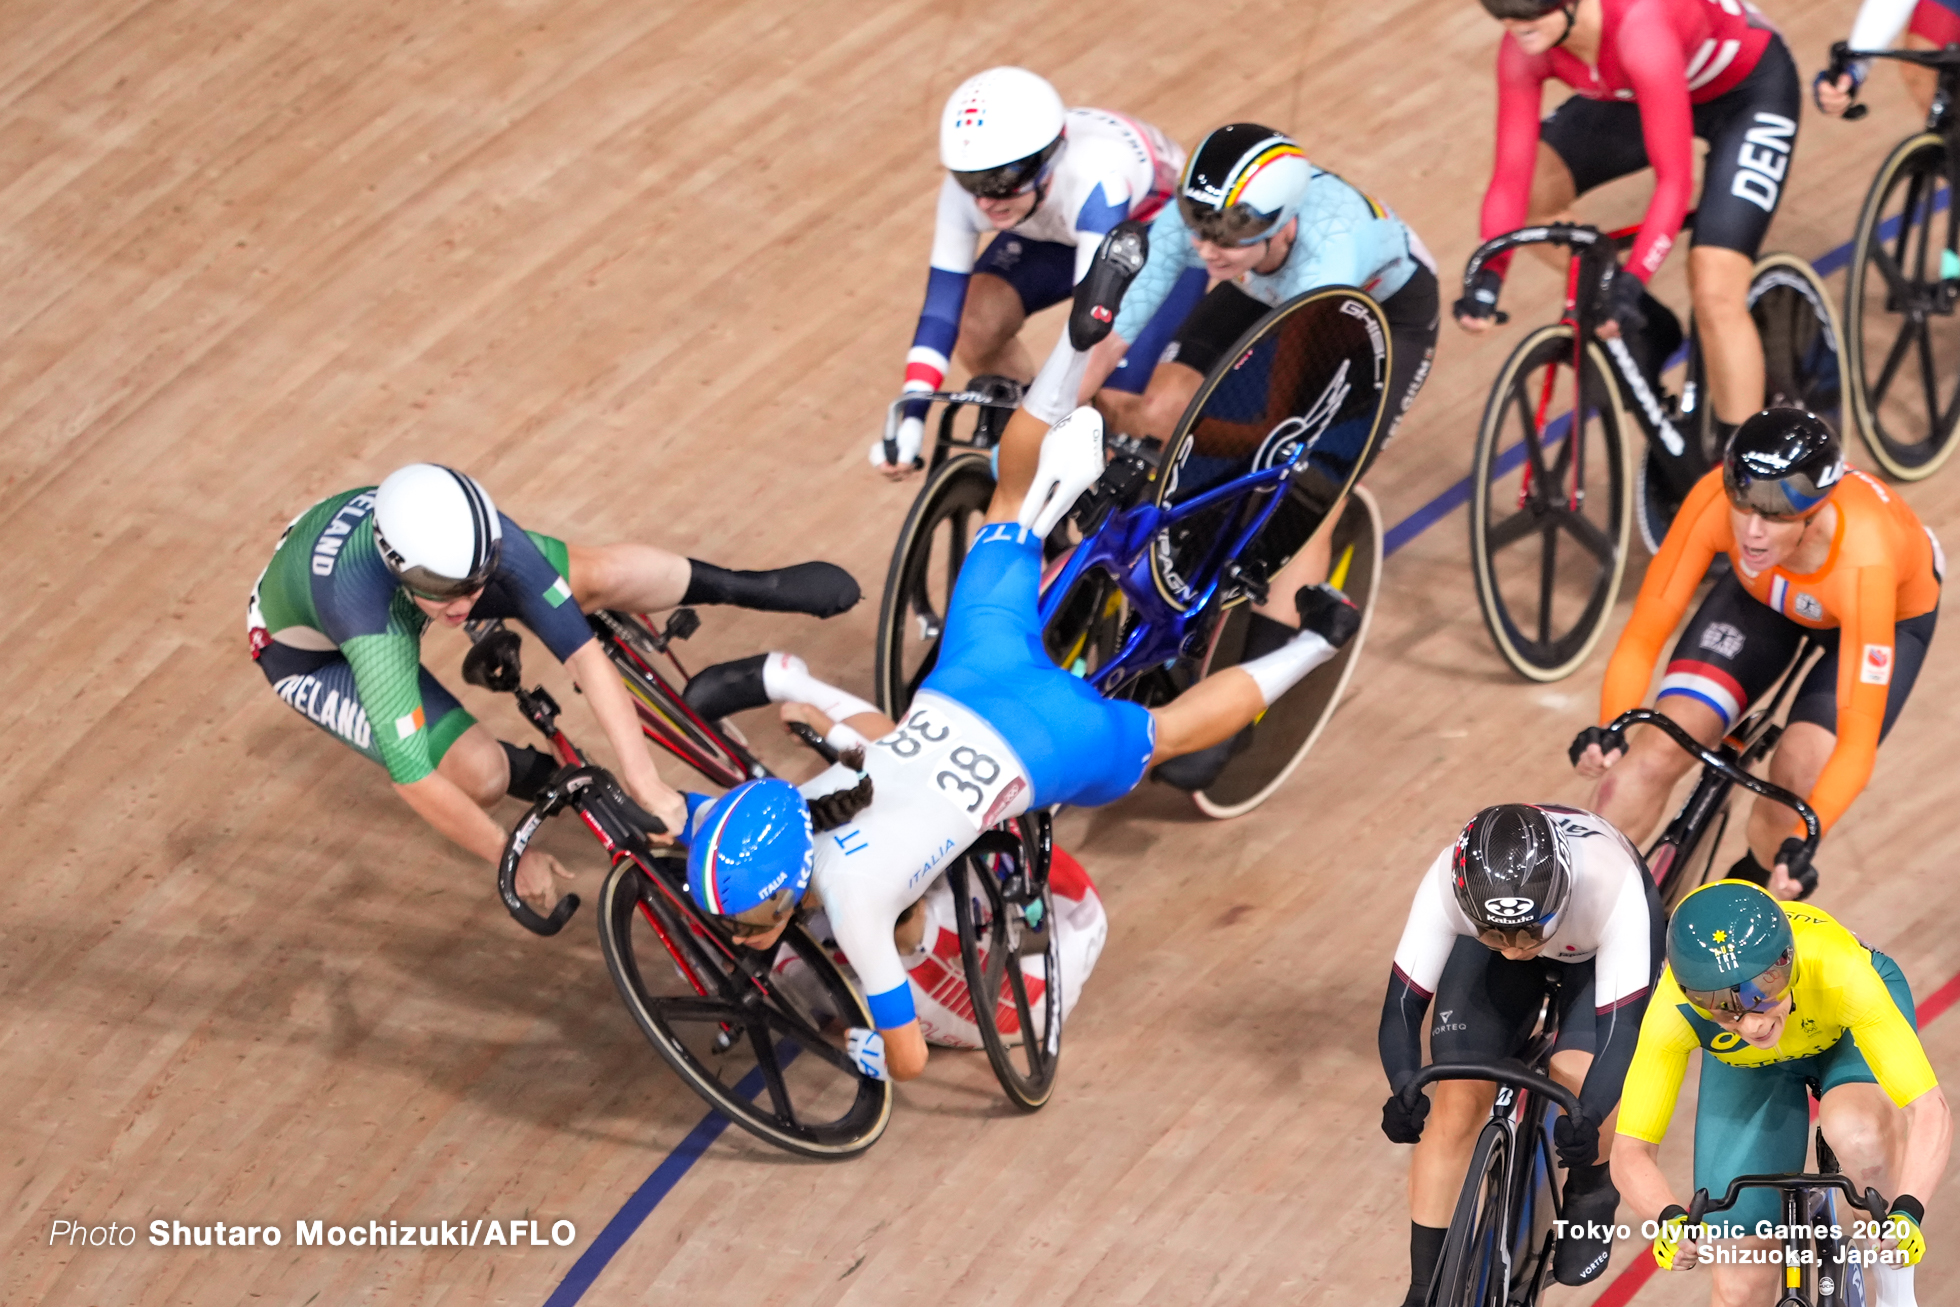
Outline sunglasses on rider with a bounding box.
[1178,195,1284,248]
[1681,955,1795,1016]
[1477,919,1557,951]
[708,885,799,940]
[951,141,1063,201]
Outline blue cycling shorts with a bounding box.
[972,235,1207,396]
[921,524,1156,808]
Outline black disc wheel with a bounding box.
[1189,486,1383,818]
[1430,1123,1516,1307]
[596,855,891,1158]
[1846,133,1960,480]
[947,822,1062,1111]
[1469,323,1632,682]
[875,453,995,716]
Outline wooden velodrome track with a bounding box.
[6,0,1960,1302]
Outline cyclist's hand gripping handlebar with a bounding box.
[495,766,668,937]
[1604,707,1823,874]
[1825,41,1870,121]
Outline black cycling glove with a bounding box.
[1553,1113,1599,1168]
[1568,723,1628,768]
[1776,835,1820,899]
[1602,266,1647,335]
[1382,1091,1431,1144]
[1454,266,1504,324]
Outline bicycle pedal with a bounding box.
[663,607,700,643]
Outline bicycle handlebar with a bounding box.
[1606,708,1821,864]
[1398,1060,1582,1121]
[881,383,1024,464]
[495,764,669,936]
[1462,223,1610,288]
[1686,1172,1891,1225]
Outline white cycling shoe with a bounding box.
[1017,406,1105,538]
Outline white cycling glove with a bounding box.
[870,415,926,470]
[1017,406,1105,538]
[846,1027,889,1082]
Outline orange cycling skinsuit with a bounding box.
[1600,467,1942,836]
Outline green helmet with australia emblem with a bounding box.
[1668,880,1796,1014]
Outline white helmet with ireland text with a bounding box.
[940,67,1067,200]
[372,463,503,601]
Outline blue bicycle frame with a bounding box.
[1033,450,1310,694]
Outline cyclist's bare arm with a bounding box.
[883,1019,929,1081]
[566,638,685,832]
[1897,1085,1953,1211]
[395,770,573,904]
[1609,1134,1699,1268]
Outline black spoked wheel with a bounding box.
[1430,1123,1516,1307]
[1752,253,1844,424]
[1470,323,1632,682]
[1846,132,1960,480]
[946,821,1061,1111]
[1189,486,1383,819]
[591,611,760,788]
[875,453,996,716]
[596,855,892,1157]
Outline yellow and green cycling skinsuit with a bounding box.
[1618,901,1937,1228]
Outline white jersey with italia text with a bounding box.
[801,691,1035,1030]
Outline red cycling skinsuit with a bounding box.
[1481,0,1781,283]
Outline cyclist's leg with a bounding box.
[1527,100,1640,273]
[1693,1054,1813,1299]
[555,535,859,619]
[957,237,1078,382]
[1115,281,1271,446]
[1593,574,1800,844]
[920,522,1157,807]
[1544,960,1624,1285]
[1816,952,1917,1193]
[1397,940,1546,1303]
[258,643,490,797]
[1689,36,1801,427]
[1739,608,1939,872]
[1537,99,1684,352]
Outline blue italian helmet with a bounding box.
[686,779,815,925]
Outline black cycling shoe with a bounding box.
[1151,725,1253,792]
[684,560,861,618]
[1068,219,1149,351]
[501,742,561,802]
[1295,583,1362,649]
[1552,1163,1621,1286]
[682,653,771,721]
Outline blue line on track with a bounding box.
[543,204,1911,1304]
[541,1064,766,1307]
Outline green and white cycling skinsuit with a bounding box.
[247,488,592,782]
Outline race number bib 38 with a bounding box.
[875,694,1030,830]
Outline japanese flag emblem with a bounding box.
[1860,644,1893,686]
